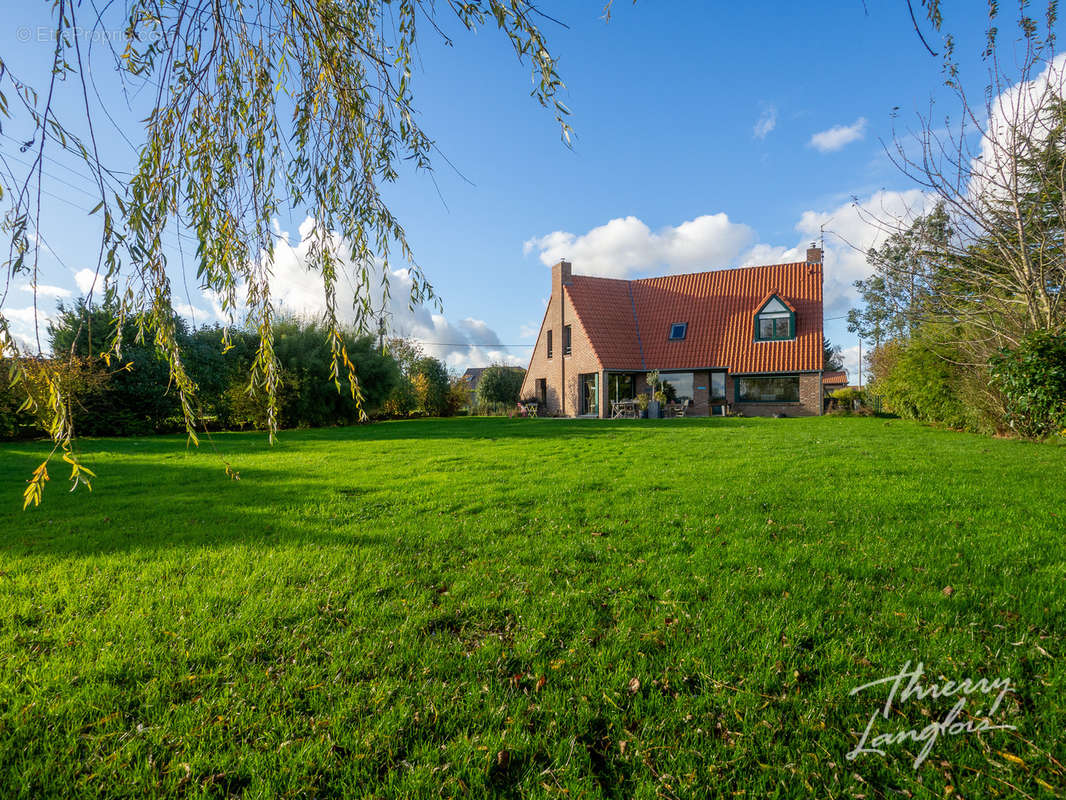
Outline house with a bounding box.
[822,370,849,397]
[519,249,825,417]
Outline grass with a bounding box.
[0,415,1063,799]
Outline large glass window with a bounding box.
[661,372,694,405]
[608,374,635,402]
[736,375,800,403]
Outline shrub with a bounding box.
[0,356,108,440]
[476,366,525,406]
[410,356,451,416]
[446,377,472,416]
[989,331,1066,439]
[866,328,981,431]
[42,301,402,434]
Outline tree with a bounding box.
[410,356,451,416]
[882,14,1065,348]
[0,1,570,501]
[848,205,953,347]
[476,366,525,407]
[823,338,845,372]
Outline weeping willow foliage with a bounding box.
[0,0,570,505]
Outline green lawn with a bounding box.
[0,416,1063,798]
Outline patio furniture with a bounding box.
[611,400,638,419]
[666,403,686,418]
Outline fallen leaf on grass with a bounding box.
[628,677,640,694]
[942,585,954,597]
[998,751,1026,767]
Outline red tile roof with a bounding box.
[564,262,823,374]
[822,371,848,385]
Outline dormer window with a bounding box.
[669,322,687,340]
[754,295,795,341]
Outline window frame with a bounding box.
[546,329,553,359]
[563,325,572,356]
[734,374,801,404]
[753,295,796,342]
[669,322,688,340]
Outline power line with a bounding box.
[412,341,533,348]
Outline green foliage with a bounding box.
[867,328,975,430]
[268,319,399,428]
[475,366,525,406]
[446,377,473,417]
[990,331,1066,439]
[410,356,452,416]
[14,303,403,439]
[0,417,1062,796]
[823,338,844,372]
[0,1,571,501]
[830,387,862,405]
[848,205,953,345]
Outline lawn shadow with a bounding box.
[0,457,398,558]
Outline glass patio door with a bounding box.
[580,373,599,416]
[710,371,726,416]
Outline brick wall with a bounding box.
[520,261,604,416]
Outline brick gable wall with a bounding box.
[520,261,605,416]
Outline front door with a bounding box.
[580,373,599,416]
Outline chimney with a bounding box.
[806,243,823,264]
[552,259,572,287]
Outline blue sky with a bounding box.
[1,1,1058,380]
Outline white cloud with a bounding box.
[523,213,754,279]
[518,322,539,339]
[792,189,932,312]
[74,269,99,295]
[837,344,862,386]
[524,191,932,316]
[18,282,71,299]
[1,305,51,355]
[809,117,867,152]
[3,306,44,326]
[258,217,524,372]
[753,106,777,140]
[970,52,1066,203]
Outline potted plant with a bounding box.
[645,370,661,418]
[635,392,651,418]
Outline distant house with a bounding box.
[519,251,825,417]
[461,366,524,394]
[822,370,849,397]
